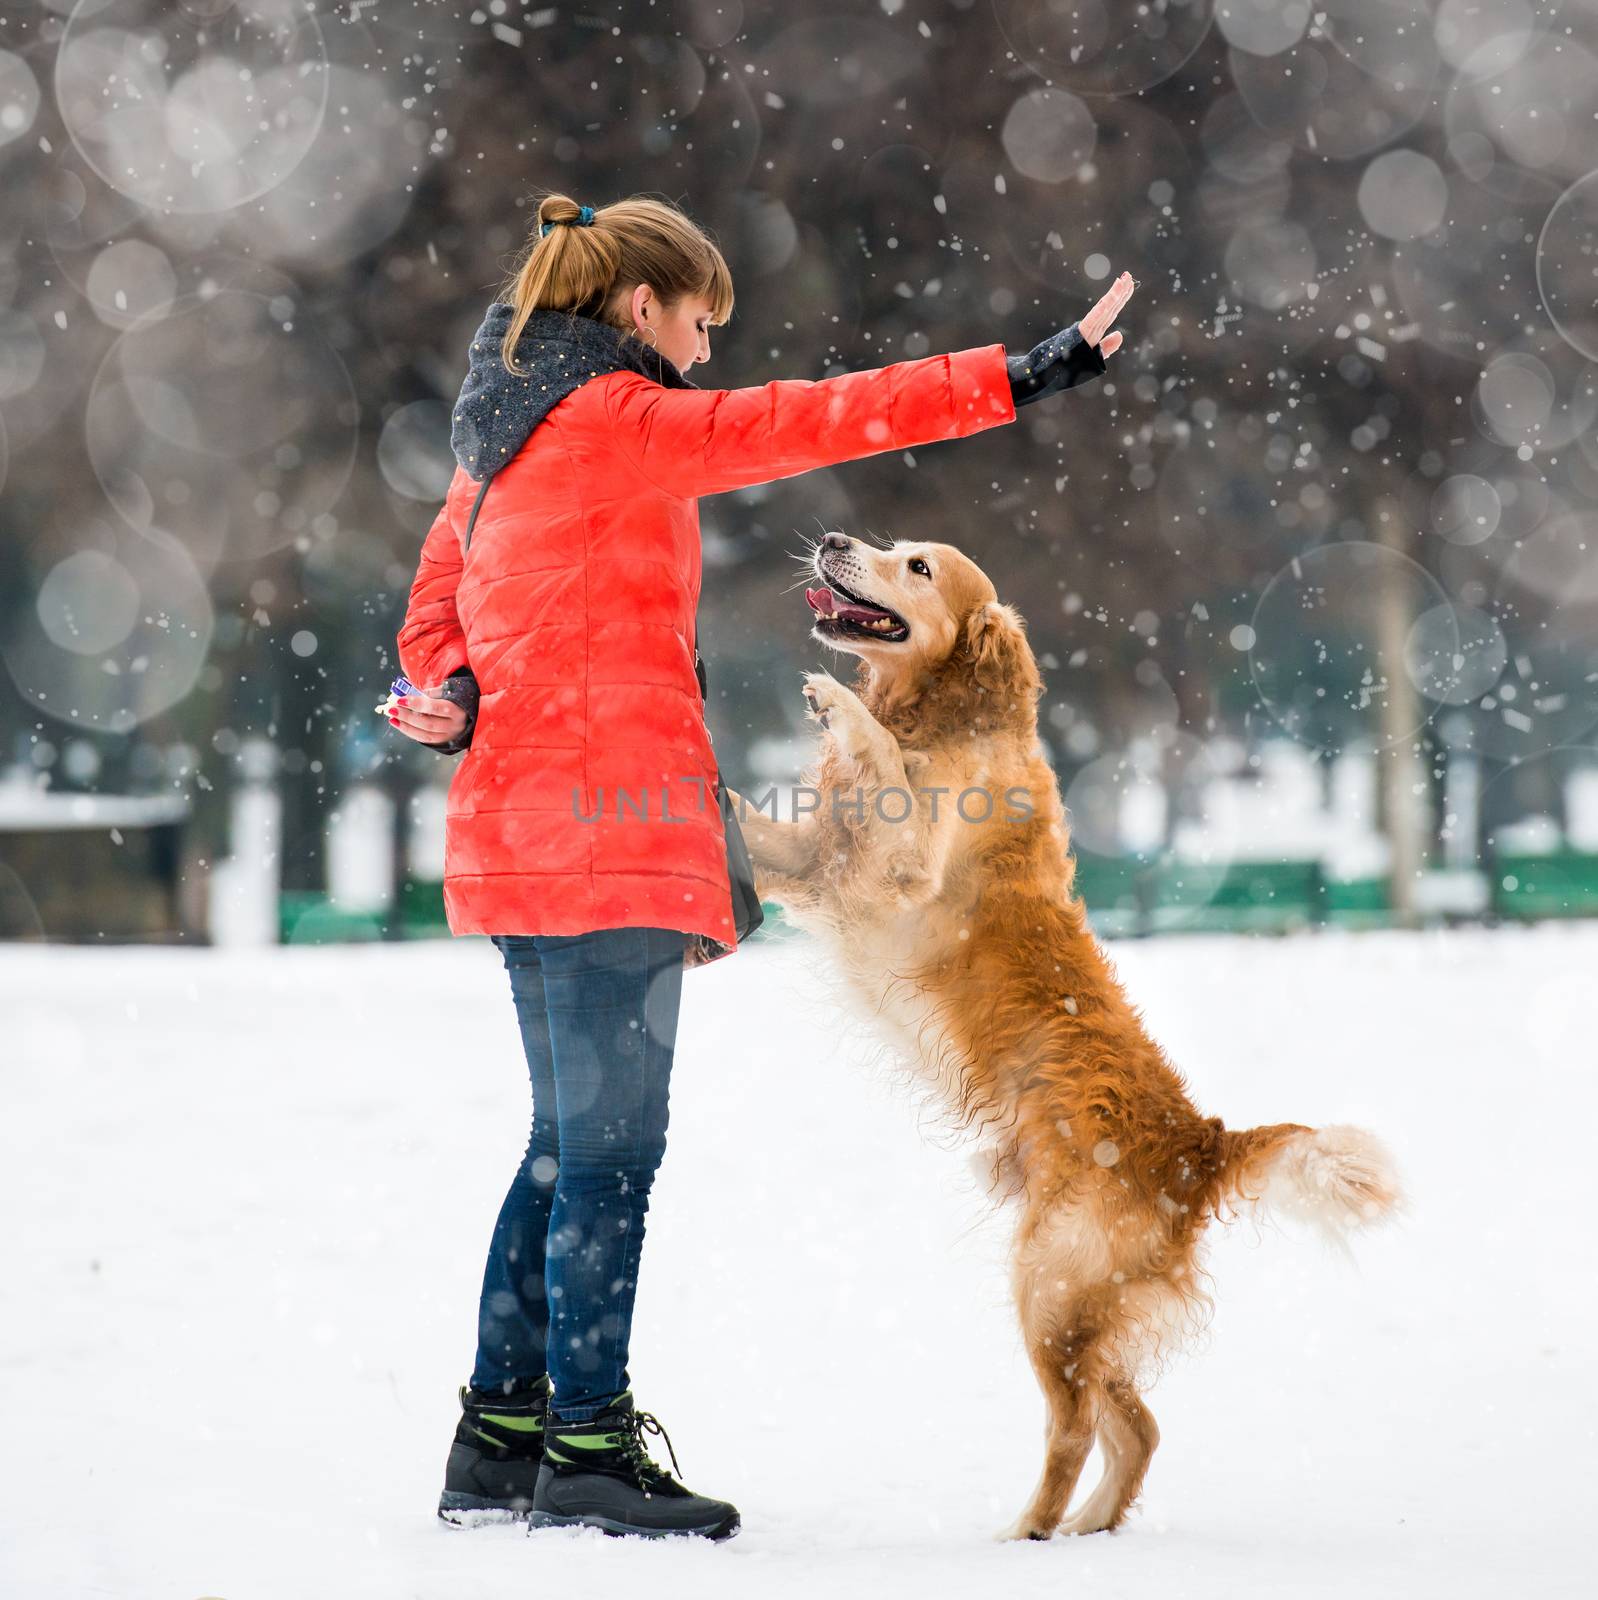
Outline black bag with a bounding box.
[465,476,762,967]
[686,636,765,969]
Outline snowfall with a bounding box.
[3,921,1594,1600]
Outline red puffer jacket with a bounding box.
[398,320,1016,948]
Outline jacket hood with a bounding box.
[450,303,697,481]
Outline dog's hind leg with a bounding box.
[1058,1374,1159,1536]
[997,1299,1103,1541]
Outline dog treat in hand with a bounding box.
[374,673,416,716]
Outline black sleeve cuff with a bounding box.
[1007,321,1108,407]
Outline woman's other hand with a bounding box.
[389,688,469,746]
[383,669,480,753]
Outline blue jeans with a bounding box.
[470,925,687,1421]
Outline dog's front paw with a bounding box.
[801,671,839,730]
[802,671,900,772]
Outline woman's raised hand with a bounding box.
[1005,272,1136,408]
[1078,270,1134,358]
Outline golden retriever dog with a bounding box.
[731,531,1402,1541]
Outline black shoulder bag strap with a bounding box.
[461,474,493,557]
[691,620,764,958]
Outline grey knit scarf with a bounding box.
[450,303,697,482]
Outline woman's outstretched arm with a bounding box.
[603,272,1132,502]
[601,343,1017,501]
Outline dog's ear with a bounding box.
[962,601,1039,701]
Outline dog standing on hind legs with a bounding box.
[732,530,1404,1541]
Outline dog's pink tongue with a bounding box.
[806,585,889,623]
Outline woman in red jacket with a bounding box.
[392,192,1130,1540]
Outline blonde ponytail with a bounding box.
[498,192,735,375]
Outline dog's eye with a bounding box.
[908,557,932,578]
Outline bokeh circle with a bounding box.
[1536,169,1598,363]
[990,0,1212,97]
[55,0,329,215]
[85,283,358,567]
[0,521,214,734]
[1249,540,1456,755]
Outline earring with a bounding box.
[643,325,658,350]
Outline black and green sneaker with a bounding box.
[437,1375,551,1527]
[530,1392,739,1541]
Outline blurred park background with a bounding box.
[3,0,1597,947]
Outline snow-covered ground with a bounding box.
[3,924,1593,1599]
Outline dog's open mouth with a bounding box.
[805,575,909,643]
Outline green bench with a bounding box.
[278,890,387,944]
[1490,851,1598,920]
[1070,853,1388,936]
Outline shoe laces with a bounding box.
[609,1405,682,1485]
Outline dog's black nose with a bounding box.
[821,531,851,552]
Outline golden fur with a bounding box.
[734,534,1402,1540]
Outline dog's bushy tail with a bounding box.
[1218,1122,1404,1249]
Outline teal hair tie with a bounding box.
[541,205,596,237]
